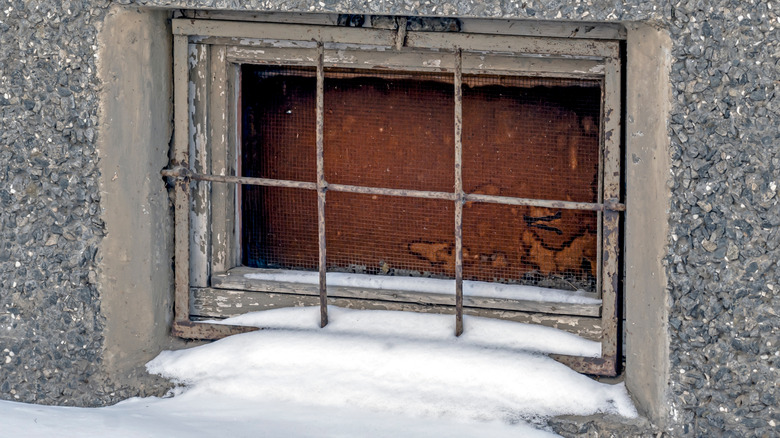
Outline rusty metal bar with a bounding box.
[326,183,455,201]
[454,49,464,337]
[316,42,328,328]
[162,169,626,212]
[162,169,318,190]
[464,193,625,212]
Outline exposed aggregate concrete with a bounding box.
[1,0,779,436]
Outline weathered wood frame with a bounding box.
[166,18,623,375]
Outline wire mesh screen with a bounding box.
[326,192,454,278]
[242,186,319,269]
[241,66,317,268]
[242,66,317,183]
[462,204,598,292]
[324,69,454,192]
[240,65,603,292]
[462,75,601,203]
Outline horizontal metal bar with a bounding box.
[161,168,318,190]
[464,193,625,212]
[162,168,626,211]
[326,183,457,201]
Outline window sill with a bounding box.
[207,267,601,317]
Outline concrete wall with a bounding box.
[0,0,113,406]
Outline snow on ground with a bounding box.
[245,270,601,304]
[1,306,636,437]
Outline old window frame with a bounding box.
[163,16,624,376]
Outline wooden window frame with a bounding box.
[164,17,624,376]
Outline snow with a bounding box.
[211,305,602,357]
[1,306,636,437]
[245,270,601,304]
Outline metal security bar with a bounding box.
[167,18,624,375]
[316,43,328,328]
[453,49,465,336]
[160,169,625,212]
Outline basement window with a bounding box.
[164,15,624,375]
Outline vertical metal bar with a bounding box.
[172,35,191,324]
[316,42,328,328]
[454,49,464,336]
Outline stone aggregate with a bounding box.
[0,0,166,406]
[1,0,779,435]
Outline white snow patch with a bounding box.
[0,398,556,438]
[1,306,636,437]
[245,270,601,304]
[211,305,601,357]
[153,307,634,427]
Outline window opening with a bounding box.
[241,67,602,292]
[164,17,624,376]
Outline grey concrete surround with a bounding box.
[1,0,778,436]
[624,23,673,427]
[97,7,189,390]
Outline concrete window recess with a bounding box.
[162,14,626,376]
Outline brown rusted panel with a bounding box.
[172,321,259,340]
[326,192,455,278]
[241,66,317,183]
[463,205,598,291]
[243,187,319,270]
[241,67,601,292]
[462,75,601,203]
[323,69,455,192]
